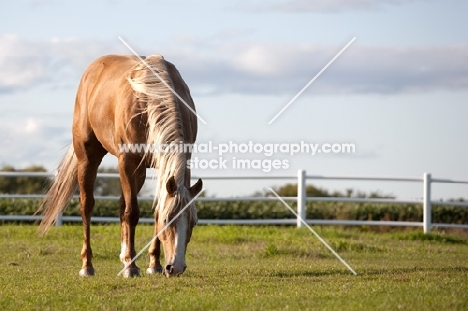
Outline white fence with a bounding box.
[0,170,468,233]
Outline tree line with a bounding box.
[1,165,394,198]
[0,165,121,196]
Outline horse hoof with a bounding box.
[146,267,163,275]
[122,268,141,278]
[79,267,95,277]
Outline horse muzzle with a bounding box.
[164,264,187,277]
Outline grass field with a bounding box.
[0,225,467,310]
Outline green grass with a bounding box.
[0,225,467,310]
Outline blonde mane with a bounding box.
[126,55,192,222]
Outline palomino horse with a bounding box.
[37,54,202,278]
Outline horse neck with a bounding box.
[158,145,186,188]
[126,54,187,207]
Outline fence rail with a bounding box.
[1,170,467,232]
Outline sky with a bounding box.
[1,0,467,200]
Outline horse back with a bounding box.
[73,55,145,156]
[73,54,197,159]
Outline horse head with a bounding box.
[156,176,202,277]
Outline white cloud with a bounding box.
[236,46,280,75]
[0,34,466,96]
[0,34,49,91]
[0,34,124,93]
[236,0,421,13]
[24,118,39,133]
[169,42,468,95]
[0,118,70,169]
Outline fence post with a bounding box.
[53,170,62,227]
[297,169,306,227]
[423,172,432,233]
[56,213,63,227]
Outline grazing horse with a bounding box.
[37,54,202,278]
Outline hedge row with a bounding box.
[0,198,467,224]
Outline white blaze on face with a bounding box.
[173,213,188,272]
[120,242,128,264]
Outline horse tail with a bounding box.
[36,146,78,235]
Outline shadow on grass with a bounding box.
[394,232,467,244]
[253,266,468,278]
[262,269,354,278]
[362,266,468,276]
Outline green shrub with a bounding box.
[0,199,467,225]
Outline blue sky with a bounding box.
[1,0,467,199]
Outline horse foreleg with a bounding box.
[147,225,163,274]
[118,155,145,278]
[118,195,140,277]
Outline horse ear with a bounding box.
[166,176,177,197]
[189,178,203,197]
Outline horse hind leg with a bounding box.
[75,139,107,277]
[118,154,145,278]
